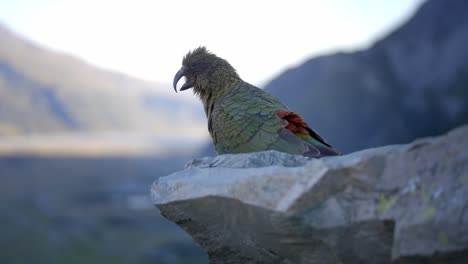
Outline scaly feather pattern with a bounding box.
[173,47,339,157]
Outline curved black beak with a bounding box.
[173,68,184,93]
[173,68,193,93]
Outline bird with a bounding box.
[173,47,339,157]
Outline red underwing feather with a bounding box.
[274,110,334,148]
[275,110,311,135]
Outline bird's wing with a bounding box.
[274,110,340,157]
[243,84,340,157]
[210,82,339,157]
[210,86,308,155]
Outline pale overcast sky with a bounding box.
[0,0,424,86]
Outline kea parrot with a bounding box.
[173,47,339,157]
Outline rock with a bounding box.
[151,125,468,264]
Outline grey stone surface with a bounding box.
[151,125,468,263]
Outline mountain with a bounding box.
[264,0,468,153]
[0,25,206,138]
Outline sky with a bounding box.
[0,0,424,86]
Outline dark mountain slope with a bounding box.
[265,0,468,153]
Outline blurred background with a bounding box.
[1,0,467,263]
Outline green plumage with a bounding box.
[173,47,339,157]
[209,82,297,154]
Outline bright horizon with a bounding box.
[1,0,424,86]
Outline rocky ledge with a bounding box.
[151,126,468,264]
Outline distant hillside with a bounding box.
[0,25,205,137]
[264,0,468,153]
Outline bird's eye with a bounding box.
[190,63,197,68]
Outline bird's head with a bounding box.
[173,47,239,98]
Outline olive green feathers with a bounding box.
[173,47,339,157]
